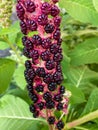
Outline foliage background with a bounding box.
[1,0,98,129]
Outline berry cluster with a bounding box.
[16,0,69,129]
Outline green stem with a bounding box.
[4,36,24,65]
[64,110,98,129]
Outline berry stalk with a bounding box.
[16,0,69,129]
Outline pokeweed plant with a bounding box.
[16,0,70,129]
[1,0,98,130]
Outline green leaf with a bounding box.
[69,38,98,66]
[0,41,9,50]
[13,65,26,89]
[0,95,48,130]
[67,85,86,104]
[0,59,16,94]
[93,0,98,12]
[65,66,98,88]
[81,88,98,116]
[59,0,98,26]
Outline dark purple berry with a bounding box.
[30,104,36,113]
[46,60,55,70]
[53,29,61,40]
[27,84,33,92]
[22,36,28,45]
[54,16,61,27]
[48,116,55,124]
[23,38,33,50]
[26,19,37,31]
[56,120,64,130]
[41,50,51,61]
[52,0,59,3]
[25,0,36,13]
[53,71,63,84]
[30,49,39,60]
[46,100,55,109]
[51,5,60,17]
[44,24,54,33]
[57,39,62,46]
[16,3,25,20]
[53,53,63,62]
[48,82,57,91]
[35,84,44,92]
[42,38,51,49]
[50,44,61,54]
[43,73,53,84]
[23,48,30,58]
[36,67,46,77]
[60,86,65,94]
[54,94,62,102]
[56,64,62,72]
[29,92,38,103]
[32,35,42,45]
[38,14,48,26]
[41,2,51,15]
[37,102,44,110]
[20,21,27,34]
[43,92,52,101]
[33,111,39,118]
[25,60,32,69]
[57,102,63,110]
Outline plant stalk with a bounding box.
[64,110,98,129]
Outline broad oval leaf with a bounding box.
[69,38,98,66]
[59,0,98,26]
[81,88,98,116]
[93,0,98,12]
[0,95,48,130]
[0,59,16,94]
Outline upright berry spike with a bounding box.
[16,0,69,129]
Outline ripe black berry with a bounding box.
[46,100,55,109]
[26,19,37,31]
[33,111,39,118]
[50,44,61,54]
[53,29,61,40]
[32,35,42,45]
[27,84,33,92]
[56,120,64,130]
[51,5,60,17]
[48,82,57,91]
[23,38,33,50]
[44,24,54,33]
[30,49,39,60]
[46,60,55,70]
[20,21,27,34]
[52,0,59,4]
[60,86,65,94]
[57,39,62,46]
[30,104,36,113]
[54,94,62,102]
[25,0,36,13]
[54,16,61,27]
[25,60,32,69]
[29,92,38,103]
[23,48,31,58]
[41,50,51,61]
[53,53,63,62]
[48,116,55,124]
[57,102,63,110]
[42,38,51,49]
[37,102,44,110]
[35,84,44,92]
[41,2,51,15]
[53,71,63,84]
[16,3,25,20]
[43,92,52,101]
[36,67,46,77]
[43,73,53,84]
[56,64,62,72]
[38,14,48,26]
